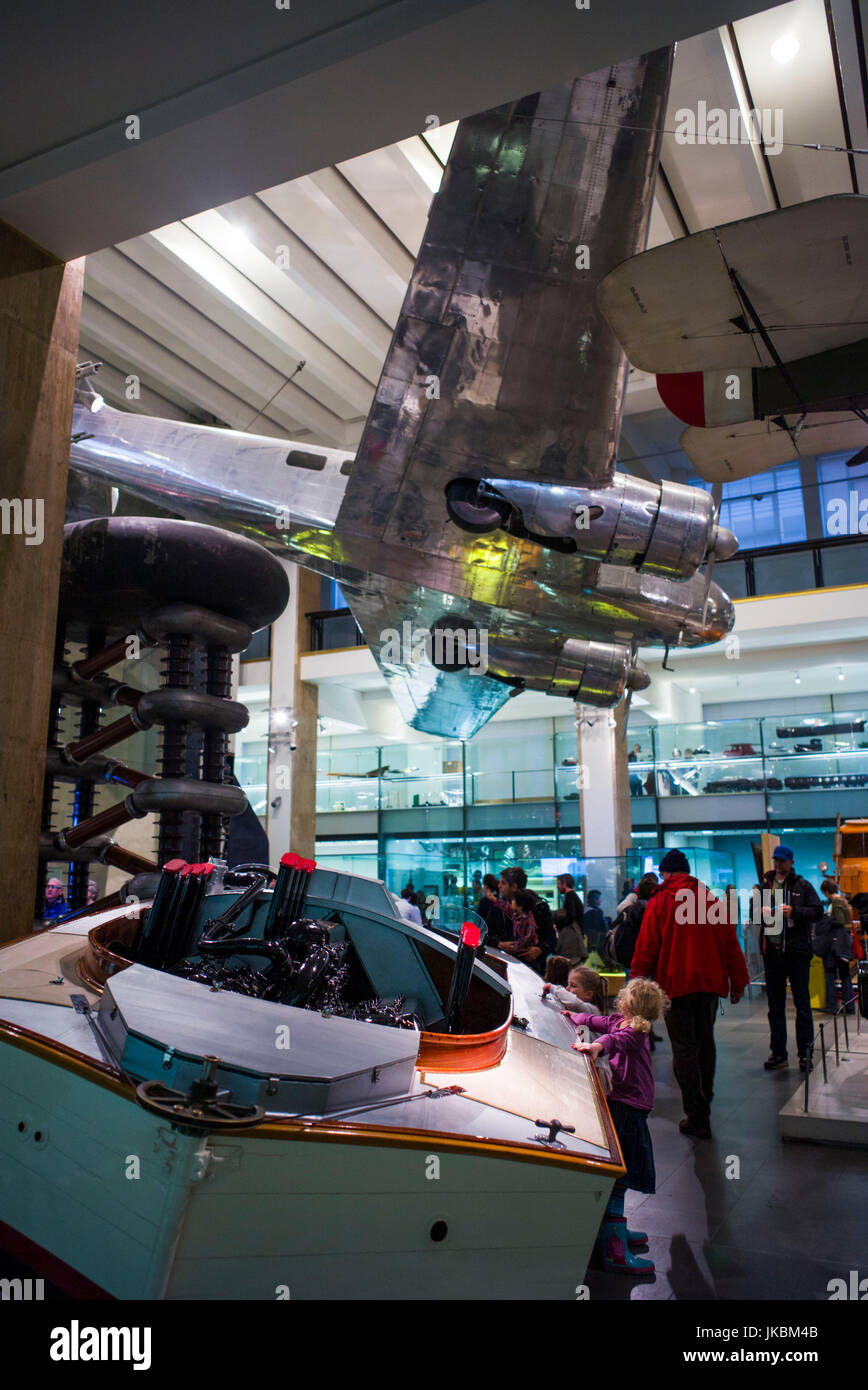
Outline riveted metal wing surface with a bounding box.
[328,49,734,735]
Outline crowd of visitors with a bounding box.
[469,845,863,1278]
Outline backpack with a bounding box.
[605,901,644,969]
[530,897,556,954]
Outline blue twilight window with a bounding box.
[717,466,806,550]
[688,465,807,550]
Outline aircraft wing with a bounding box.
[597,195,868,373]
[681,412,868,483]
[330,52,674,731]
[340,568,654,740]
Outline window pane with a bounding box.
[820,540,868,588]
[711,557,748,599]
[720,465,806,549]
[752,549,815,596]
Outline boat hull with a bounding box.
[0,1034,609,1300]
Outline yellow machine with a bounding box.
[835,818,868,897]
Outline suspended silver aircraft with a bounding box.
[69,47,736,740]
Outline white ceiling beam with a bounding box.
[337,143,435,254]
[79,296,308,440]
[137,226,362,436]
[660,28,777,231]
[259,176,411,323]
[718,23,781,210]
[181,207,384,394]
[84,252,315,438]
[732,0,851,207]
[90,234,351,445]
[75,349,198,421]
[828,0,868,194]
[170,211,376,418]
[307,166,417,280]
[222,194,392,364]
[205,199,388,373]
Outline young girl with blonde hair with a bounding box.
[568,975,669,1275]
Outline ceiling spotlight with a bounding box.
[89,392,105,413]
[794,673,801,685]
[837,669,845,681]
[771,33,800,64]
[689,686,697,694]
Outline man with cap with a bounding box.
[758,844,823,1073]
[632,848,749,1139]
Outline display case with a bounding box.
[466,731,557,806]
[232,681,270,823]
[379,740,464,810]
[651,719,765,796]
[384,836,467,924]
[315,744,382,814]
[314,839,379,879]
[761,712,868,796]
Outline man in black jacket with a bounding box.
[758,845,823,1072]
[555,873,586,962]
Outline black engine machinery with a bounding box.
[131,852,422,1031]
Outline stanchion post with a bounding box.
[819,1022,828,1084]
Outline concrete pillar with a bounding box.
[266,561,319,862]
[577,700,633,859]
[0,223,83,940]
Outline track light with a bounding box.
[771,34,800,64]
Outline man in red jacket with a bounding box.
[632,849,749,1140]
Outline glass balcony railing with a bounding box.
[316,708,868,817]
[630,710,868,798]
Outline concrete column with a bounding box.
[266,561,319,862]
[0,223,83,940]
[577,700,633,859]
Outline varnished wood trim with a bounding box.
[417,1010,511,1072]
[81,909,144,993]
[0,1019,624,1177]
[0,1019,130,1097]
[251,1114,626,1176]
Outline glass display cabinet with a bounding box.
[315,744,383,814]
[466,732,557,806]
[651,719,765,796]
[625,730,655,799]
[379,740,464,810]
[761,712,868,797]
[232,681,270,823]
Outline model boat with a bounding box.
[0,857,623,1300]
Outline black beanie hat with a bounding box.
[660,849,690,874]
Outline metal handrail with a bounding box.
[803,966,862,1110]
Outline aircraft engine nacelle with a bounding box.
[426,619,649,706]
[445,473,737,580]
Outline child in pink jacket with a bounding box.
[567,976,669,1275]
